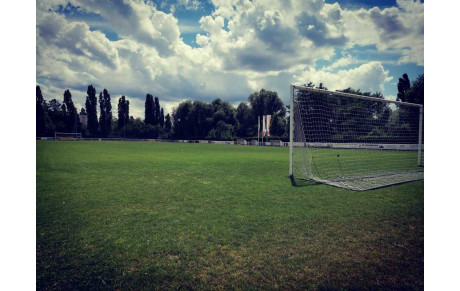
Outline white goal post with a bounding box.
[289,84,423,191]
[55,132,82,140]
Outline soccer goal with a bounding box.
[55,132,82,141]
[289,84,423,191]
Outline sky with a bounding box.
[36,0,424,118]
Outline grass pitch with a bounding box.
[37,141,423,289]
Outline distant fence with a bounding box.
[37,137,291,147]
[36,137,422,150]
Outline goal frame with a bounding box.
[289,84,423,188]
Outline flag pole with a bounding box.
[262,115,265,146]
[257,116,260,145]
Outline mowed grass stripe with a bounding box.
[36,141,423,290]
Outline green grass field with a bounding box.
[36,141,423,290]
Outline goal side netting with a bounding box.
[289,85,423,191]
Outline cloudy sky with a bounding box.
[36,0,424,118]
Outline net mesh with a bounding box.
[292,87,423,191]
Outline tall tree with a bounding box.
[248,89,285,117]
[397,74,424,105]
[410,74,424,105]
[48,99,62,112]
[269,113,287,138]
[85,85,98,136]
[394,74,424,142]
[332,88,387,142]
[317,82,327,90]
[236,102,255,138]
[36,86,48,136]
[194,101,214,138]
[397,73,411,102]
[159,108,165,128]
[172,100,194,139]
[63,89,79,133]
[164,113,172,134]
[47,98,65,133]
[154,97,160,125]
[145,94,155,125]
[99,89,112,137]
[207,99,237,140]
[172,99,238,140]
[118,96,130,131]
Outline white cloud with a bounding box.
[36,0,423,118]
[65,0,181,56]
[324,54,358,71]
[294,62,393,93]
[341,0,424,65]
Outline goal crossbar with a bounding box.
[291,85,423,108]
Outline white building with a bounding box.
[79,114,88,129]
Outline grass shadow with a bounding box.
[289,176,322,188]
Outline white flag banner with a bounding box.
[262,115,266,137]
[266,115,271,137]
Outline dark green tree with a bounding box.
[172,98,241,140]
[236,102,255,138]
[85,85,98,136]
[164,113,172,135]
[397,74,424,105]
[122,118,162,139]
[60,103,68,134]
[36,86,48,136]
[191,101,214,139]
[247,89,286,139]
[63,89,79,133]
[207,99,237,140]
[154,97,161,125]
[159,108,165,128]
[48,99,62,112]
[99,89,112,137]
[47,99,65,134]
[316,82,327,90]
[334,88,387,142]
[393,73,424,142]
[410,74,424,105]
[47,100,66,133]
[206,120,235,140]
[397,74,411,102]
[269,113,287,138]
[248,89,285,117]
[172,100,194,139]
[144,94,155,125]
[124,118,145,138]
[118,96,130,132]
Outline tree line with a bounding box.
[36,85,288,140]
[37,85,133,138]
[172,89,288,140]
[36,73,423,141]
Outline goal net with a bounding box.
[55,132,82,141]
[289,85,423,191]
